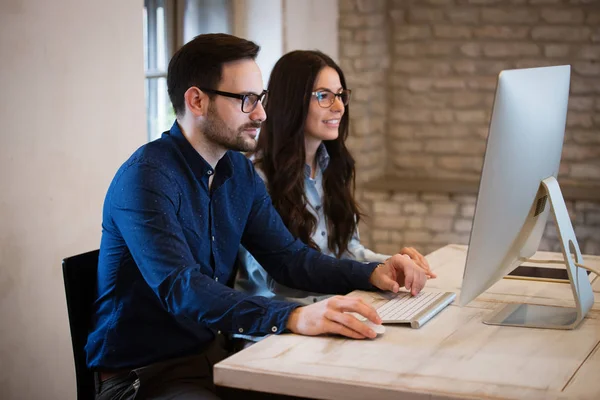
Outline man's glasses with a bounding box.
[311,89,352,108]
[200,88,268,113]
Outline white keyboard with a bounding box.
[364,291,456,329]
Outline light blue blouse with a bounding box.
[235,145,390,305]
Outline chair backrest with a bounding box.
[62,249,100,400]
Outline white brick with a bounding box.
[453,195,477,204]
[340,15,364,28]
[467,77,498,91]
[408,8,446,22]
[390,9,405,23]
[566,112,593,128]
[447,8,480,24]
[570,164,600,180]
[433,78,467,90]
[532,27,592,41]
[425,139,486,155]
[483,43,540,58]
[424,216,454,232]
[588,11,600,24]
[373,201,402,215]
[365,15,385,27]
[395,25,432,40]
[393,193,419,202]
[454,219,473,233]
[373,216,408,230]
[394,154,437,170]
[357,0,386,13]
[433,25,472,39]
[460,42,482,57]
[576,201,600,212]
[481,8,539,24]
[583,241,600,256]
[406,216,425,229]
[404,230,434,243]
[372,229,391,242]
[573,62,600,77]
[438,156,484,172]
[363,191,391,201]
[390,125,414,139]
[404,202,429,215]
[461,204,475,217]
[339,0,356,13]
[431,232,471,245]
[342,43,363,57]
[433,110,454,123]
[421,193,450,202]
[354,29,386,43]
[431,202,459,216]
[393,109,433,122]
[473,25,529,39]
[544,44,570,58]
[375,243,401,256]
[541,8,584,24]
[455,110,488,124]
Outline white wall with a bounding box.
[283,0,339,61]
[232,0,283,85]
[0,1,146,399]
[232,0,338,85]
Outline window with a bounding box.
[143,0,232,141]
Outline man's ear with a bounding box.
[183,87,209,117]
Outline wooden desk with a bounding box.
[215,245,600,400]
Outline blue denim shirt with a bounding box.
[236,145,390,306]
[86,122,379,369]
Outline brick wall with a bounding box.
[339,0,600,256]
[339,0,389,184]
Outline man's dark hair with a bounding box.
[167,33,260,116]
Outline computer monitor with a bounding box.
[459,65,594,330]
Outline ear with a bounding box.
[183,87,209,118]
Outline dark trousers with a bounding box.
[95,336,230,400]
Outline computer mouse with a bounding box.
[363,320,386,335]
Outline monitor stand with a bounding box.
[483,176,594,330]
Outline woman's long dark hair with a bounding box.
[253,50,361,258]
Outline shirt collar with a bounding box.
[304,143,330,178]
[164,121,233,183]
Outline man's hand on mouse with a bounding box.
[285,295,382,339]
[369,253,428,296]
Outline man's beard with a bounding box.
[203,103,260,152]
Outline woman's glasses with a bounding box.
[200,88,268,113]
[311,89,351,108]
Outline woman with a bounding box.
[236,50,434,305]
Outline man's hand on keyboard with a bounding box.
[399,247,437,279]
[368,254,428,296]
[285,296,381,339]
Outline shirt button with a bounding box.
[215,277,219,282]
[321,231,326,236]
[211,235,215,241]
[207,170,213,176]
[238,328,244,333]
[271,326,278,333]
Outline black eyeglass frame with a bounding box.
[310,89,352,108]
[199,88,268,113]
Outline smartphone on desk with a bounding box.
[506,265,591,283]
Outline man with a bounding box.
[87,33,429,399]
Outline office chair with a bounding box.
[62,249,99,400]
